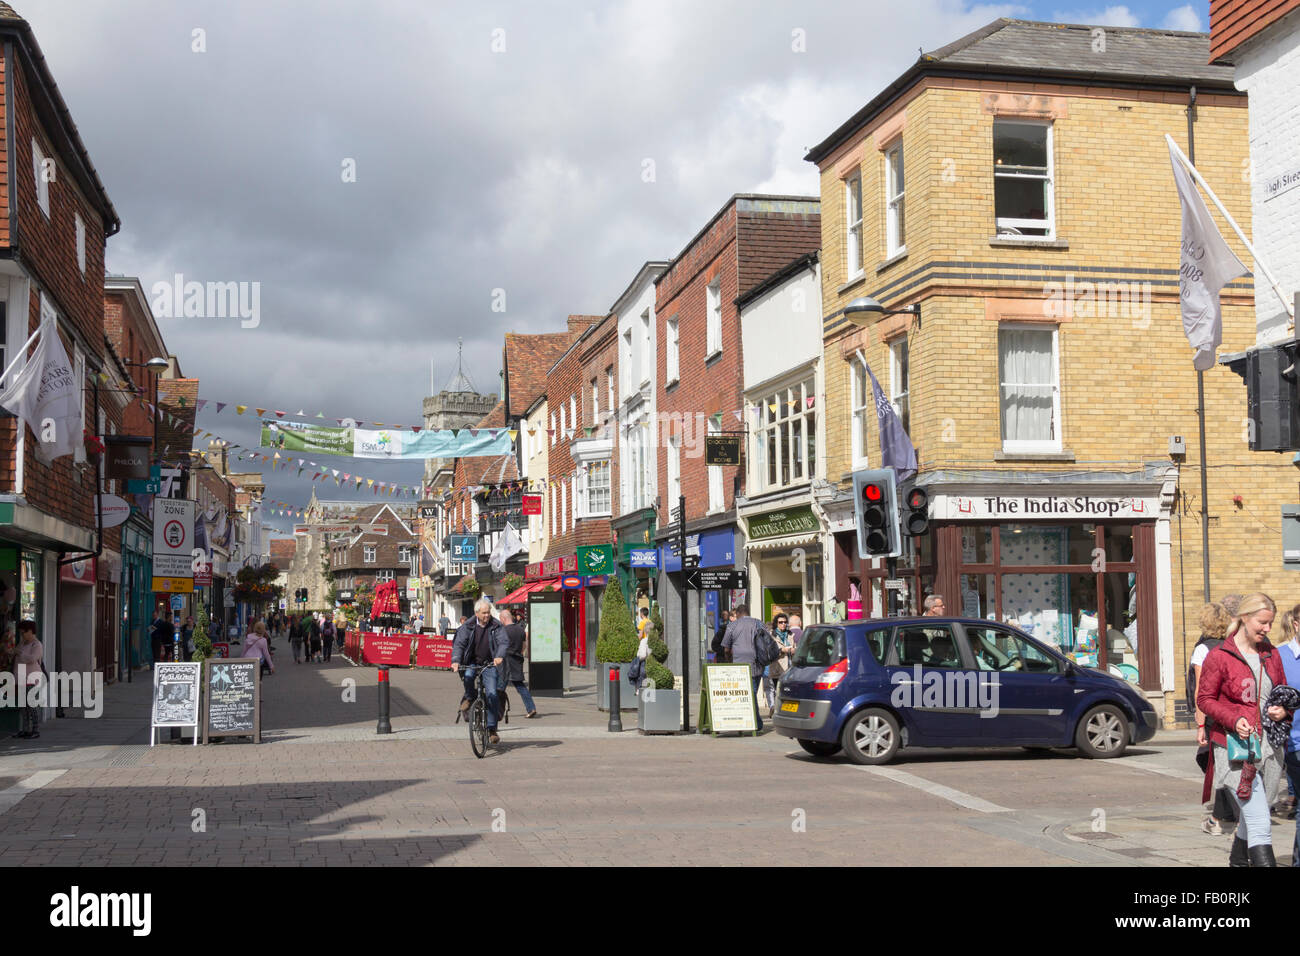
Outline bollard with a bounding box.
[376,664,392,734]
[608,664,623,732]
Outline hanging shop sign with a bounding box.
[576,544,615,576]
[450,534,479,563]
[96,494,132,529]
[522,494,542,516]
[561,575,584,589]
[746,505,820,541]
[705,435,743,466]
[629,547,658,568]
[104,436,153,479]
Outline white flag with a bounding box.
[1168,140,1248,371]
[489,521,525,573]
[0,310,79,463]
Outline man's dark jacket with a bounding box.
[503,623,527,681]
[452,616,510,667]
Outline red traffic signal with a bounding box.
[863,483,883,502]
[904,487,929,536]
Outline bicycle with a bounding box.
[464,664,507,758]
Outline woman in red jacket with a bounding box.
[1197,592,1290,866]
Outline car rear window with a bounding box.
[792,626,845,668]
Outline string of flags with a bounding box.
[155,390,455,432]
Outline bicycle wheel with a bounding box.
[469,699,488,758]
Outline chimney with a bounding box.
[567,314,601,335]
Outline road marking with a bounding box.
[1095,757,1203,782]
[856,764,1014,814]
[0,769,67,812]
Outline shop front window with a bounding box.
[21,551,41,630]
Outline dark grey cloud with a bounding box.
[22,0,1021,530]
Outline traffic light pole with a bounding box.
[887,557,898,617]
[679,493,690,733]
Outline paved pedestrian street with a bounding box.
[1,658,1292,867]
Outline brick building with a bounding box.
[0,1,121,689]
[653,194,820,681]
[328,502,418,618]
[806,17,1269,724]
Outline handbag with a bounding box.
[1227,657,1266,762]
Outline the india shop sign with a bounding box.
[931,493,1160,521]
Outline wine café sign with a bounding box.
[930,491,1161,521]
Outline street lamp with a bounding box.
[843,297,921,328]
[119,356,169,682]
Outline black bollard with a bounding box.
[608,664,623,732]
[376,664,392,734]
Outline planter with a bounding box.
[595,660,638,711]
[637,687,682,734]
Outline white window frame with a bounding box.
[993,120,1055,240]
[849,351,871,469]
[591,377,599,423]
[706,279,722,358]
[549,485,555,537]
[845,173,863,279]
[32,138,50,218]
[559,404,566,438]
[550,413,556,446]
[580,459,612,518]
[75,213,86,275]
[570,395,577,433]
[376,569,395,583]
[707,420,724,513]
[666,316,680,384]
[398,545,411,563]
[667,434,681,505]
[885,142,905,257]
[364,545,376,563]
[606,366,614,414]
[998,323,1062,453]
[749,375,817,494]
[889,337,910,437]
[640,309,651,385]
[621,328,633,397]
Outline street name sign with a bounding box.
[686,568,746,590]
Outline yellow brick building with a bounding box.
[807,18,1292,726]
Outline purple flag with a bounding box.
[866,362,917,482]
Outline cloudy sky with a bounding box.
[20,0,1205,532]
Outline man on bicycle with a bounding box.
[451,597,509,745]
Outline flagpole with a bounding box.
[0,320,44,390]
[1186,91,1212,606]
[1165,132,1295,323]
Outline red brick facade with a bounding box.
[654,195,820,529]
[1210,0,1300,62]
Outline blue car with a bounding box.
[774,617,1159,764]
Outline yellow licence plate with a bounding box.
[781,701,799,712]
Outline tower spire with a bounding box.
[443,337,477,393]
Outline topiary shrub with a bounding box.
[646,656,675,690]
[595,579,638,663]
[191,603,213,662]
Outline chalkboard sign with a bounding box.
[151,662,201,746]
[202,658,261,743]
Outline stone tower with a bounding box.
[421,340,498,495]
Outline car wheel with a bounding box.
[1075,704,1129,759]
[797,739,842,758]
[840,708,901,765]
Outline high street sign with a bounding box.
[686,568,747,591]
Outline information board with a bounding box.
[526,591,563,692]
[698,663,757,735]
[202,658,261,743]
[151,662,201,746]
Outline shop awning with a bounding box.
[745,532,820,552]
[448,573,476,593]
[499,580,538,605]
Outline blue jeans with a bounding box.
[752,673,764,731]
[461,664,499,730]
[1286,752,1300,865]
[1231,770,1272,848]
[508,679,536,714]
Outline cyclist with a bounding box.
[451,597,509,745]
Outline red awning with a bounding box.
[499,579,559,605]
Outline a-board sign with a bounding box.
[698,663,757,735]
[151,662,201,746]
[202,658,261,743]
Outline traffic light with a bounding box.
[852,468,901,559]
[1224,340,1300,451]
[903,486,929,537]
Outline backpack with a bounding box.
[1186,636,1221,712]
[753,627,780,667]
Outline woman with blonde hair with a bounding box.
[244,620,275,677]
[1198,592,1292,865]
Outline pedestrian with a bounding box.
[149,605,172,667]
[788,613,804,642]
[181,616,194,661]
[923,594,947,616]
[763,613,797,718]
[439,614,451,636]
[321,618,334,662]
[637,606,651,639]
[309,614,322,662]
[1276,606,1300,863]
[451,598,509,745]
[289,613,303,663]
[1190,601,1238,834]
[722,604,773,732]
[499,609,537,718]
[1220,593,1244,619]
[244,621,276,677]
[712,609,735,663]
[15,620,42,739]
[1197,592,1292,866]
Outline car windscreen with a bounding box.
[791,626,845,668]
